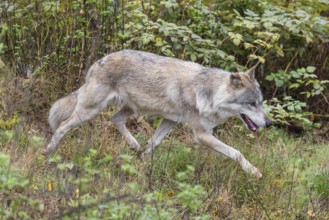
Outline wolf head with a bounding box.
[225,66,272,132]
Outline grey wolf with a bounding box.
[45,50,272,178]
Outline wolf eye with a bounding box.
[249,101,257,107]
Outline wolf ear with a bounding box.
[244,65,257,79]
[230,73,242,88]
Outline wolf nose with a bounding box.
[265,118,272,128]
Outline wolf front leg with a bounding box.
[111,108,142,152]
[194,131,262,178]
[142,119,176,156]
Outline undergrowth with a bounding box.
[0,114,328,219]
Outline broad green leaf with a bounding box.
[274,45,284,57]
[263,22,273,29]
[306,66,316,73]
[233,38,241,46]
[190,53,197,62]
[275,79,284,87]
[289,83,300,89]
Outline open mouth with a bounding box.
[241,114,259,132]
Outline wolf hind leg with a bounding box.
[111,108,141,152]
[44,85,116,156]
[44,104,103,155]
[142,119,176,156]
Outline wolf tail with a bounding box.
[49,90,79,131]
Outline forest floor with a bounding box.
[1,113,328,219]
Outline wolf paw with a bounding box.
[140,149,154,159]
[42,148,54,157]
[140,151,148,158]
[249,167,262,179]
[128,141,141,152]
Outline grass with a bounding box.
[0,114,328,219]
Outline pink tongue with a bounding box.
[246,116,257,130]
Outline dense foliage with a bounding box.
[0,0,328,219]
[1,0,328,127]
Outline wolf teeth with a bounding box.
[243,114,257,130]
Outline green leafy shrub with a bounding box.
[264,97,319,128]
[175,165,207,212]
[266,66,329,97]
[0,153,44,219]
[265,66,328,128]
[43,149,210,219]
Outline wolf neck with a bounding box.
[194,68,234,122]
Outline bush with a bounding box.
[0,153,44,219]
